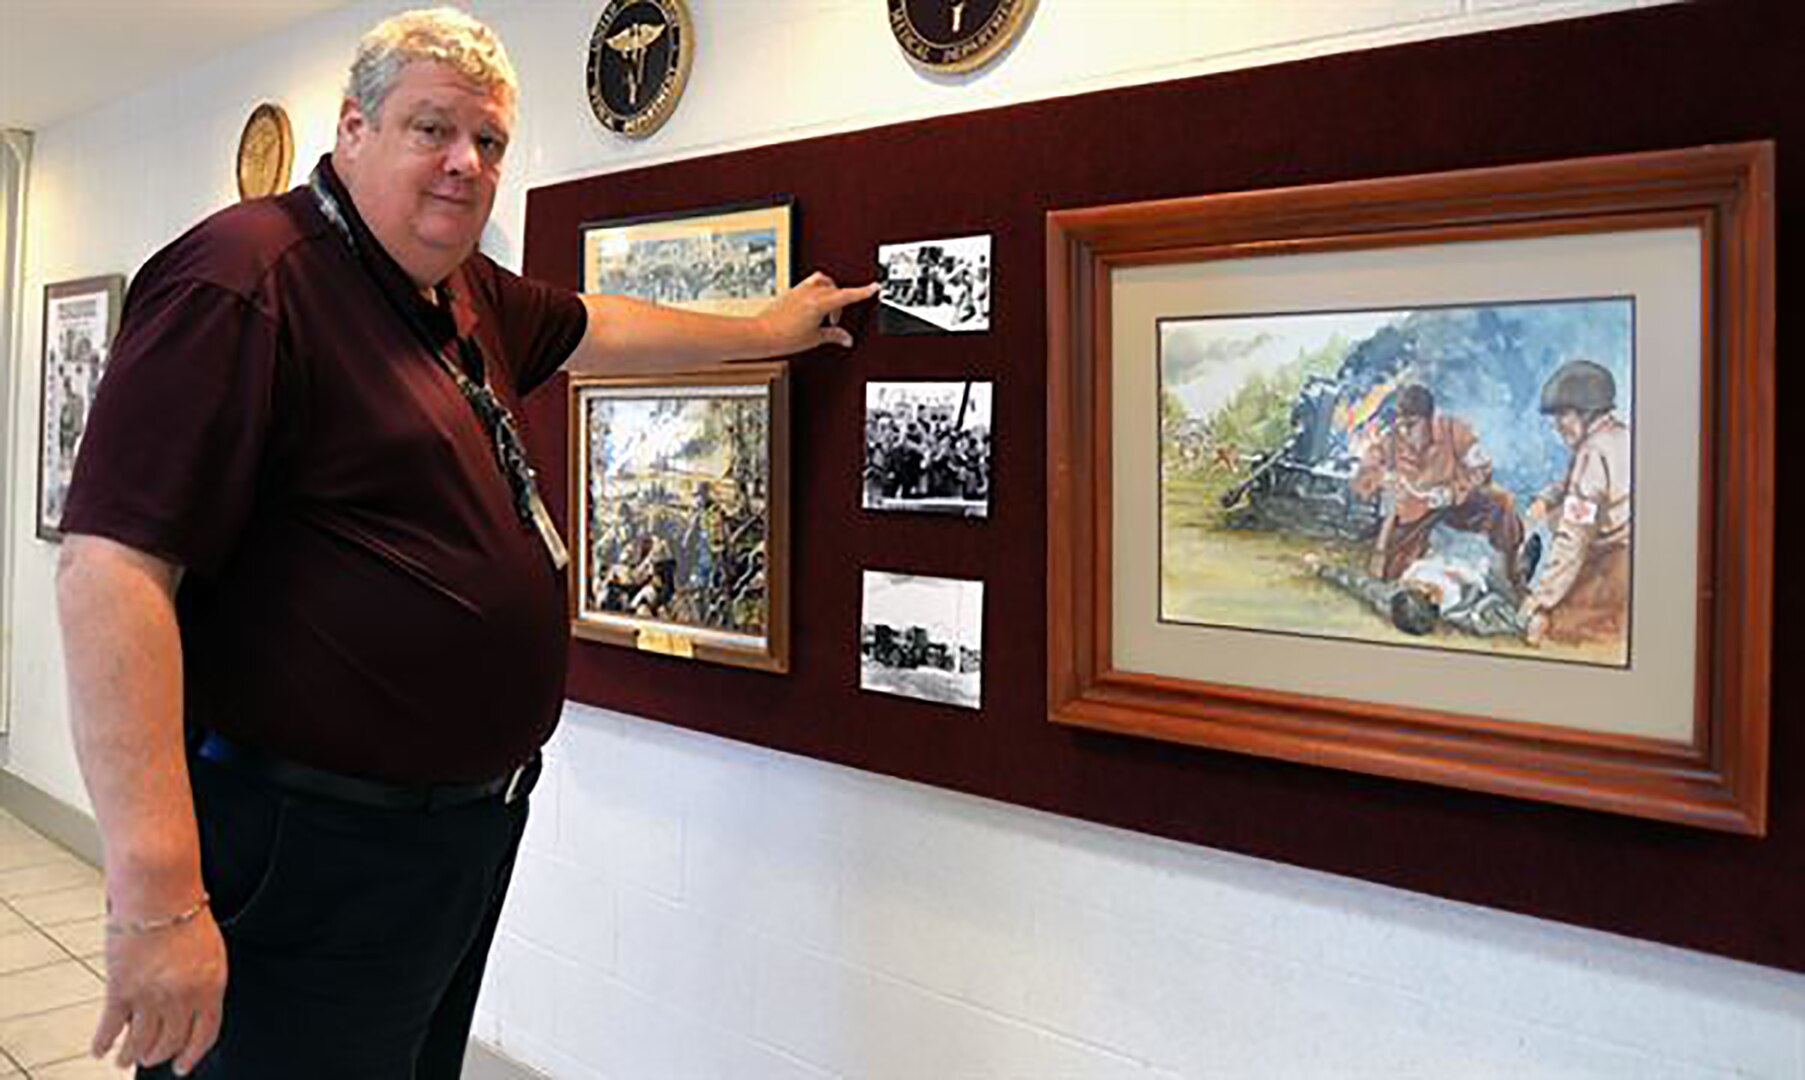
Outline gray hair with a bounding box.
[346,7,518,123]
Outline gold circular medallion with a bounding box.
[236,103,294,200]
[888,0,1036,74]
[587,0,694,139]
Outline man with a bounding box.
[1308,540,1529,640]
[1519,359,1632,646]
[55,9,875,1078]
[626,532,678,618]
[1350,383,1524,584]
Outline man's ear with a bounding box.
[336,97,369,157]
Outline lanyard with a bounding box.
[308,168,568,571]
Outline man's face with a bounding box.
[1399,413,1432,452]
[1552,409,1587,448]
[334,61,513,288]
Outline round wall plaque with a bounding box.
[235,102,294,200]
[586,0,694,139]
[887,0,1036,74]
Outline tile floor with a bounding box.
[0,808,129,1079]
[0,807,530,1080]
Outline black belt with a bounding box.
[193,731,540,812]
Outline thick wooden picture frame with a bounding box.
[569,363,791,673]
[37,274,124,542]
[1047,143,1774,834]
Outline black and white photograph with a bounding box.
[877,233,992,334]
[863,380,993,517]
[38,275,123,541]
[859,570,984,710]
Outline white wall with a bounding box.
[5,0,1801,1077]
[0,130,27,741]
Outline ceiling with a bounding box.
[0,0,358,131]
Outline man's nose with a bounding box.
[444,135,481,175]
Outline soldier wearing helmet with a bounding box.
[1350,382,1524,583]
[1521,359,1632,646]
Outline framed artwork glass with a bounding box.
[569,364,791,672]
[38,274,124,541]
[581,197,794,316]
[1047,144,1774,833]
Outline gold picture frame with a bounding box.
[569,364,791,672]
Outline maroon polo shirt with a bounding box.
[63,158,588,784]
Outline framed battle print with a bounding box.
[581,197,794,316]
[1047,144,1774,833]
[37,274,124,541]
[569,364,791,672]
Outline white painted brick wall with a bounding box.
[481,708,1804,1079]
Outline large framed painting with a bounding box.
[581,197,794,316]
[1047,144,1774,833]
[38,274,124,541]
[569,364,791,672]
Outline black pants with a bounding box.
[139,752,529,1079]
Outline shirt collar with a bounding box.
[310,155,480,345]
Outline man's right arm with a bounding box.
[57,534,225,1075]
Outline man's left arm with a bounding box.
[568,272,878,376]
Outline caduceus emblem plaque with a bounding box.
[887,0,1036,74]
[586,0,694,138]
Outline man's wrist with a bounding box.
[104,846,205,920]
[747,309,785,360]
[106,893,211,936]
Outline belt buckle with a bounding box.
[503,764,527,805]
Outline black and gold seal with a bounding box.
[586,0,694,138]
[887,0,1036,74]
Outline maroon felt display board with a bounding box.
[522,1,1801,972]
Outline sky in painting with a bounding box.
[1161,309,1402,421]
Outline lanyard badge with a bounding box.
[310,169,569,572]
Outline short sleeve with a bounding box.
[61,277,282,577]
[479,259,588,398]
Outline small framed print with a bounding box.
[38,275,124,541]
[1048,143,1774,833]
[582,197,794,317]
[569,364,790,672]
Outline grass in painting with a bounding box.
[1159,476,1617,664]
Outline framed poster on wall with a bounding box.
[569,364,791,672]
[38,274,124,541]
[581,197,794,317]
[1047,143,1774,833]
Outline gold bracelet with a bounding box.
[104,893,210,936]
